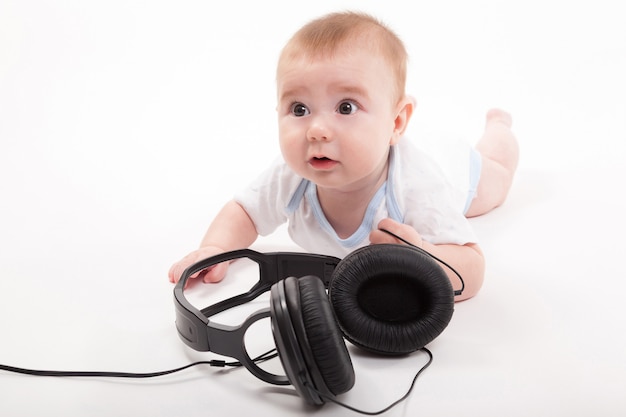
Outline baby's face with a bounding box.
[276,47,401,193]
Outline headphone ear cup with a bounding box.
[270,276,355,405]
[329,244,455,355]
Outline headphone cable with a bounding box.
[3,347,432,415]
[0,348,278,378]
[379,228,465,295]
[306,347,433,415]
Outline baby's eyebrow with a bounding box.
[277,83,307,103]
[278,83,369,103]
[330,84,368,99]
[278,90,300,103]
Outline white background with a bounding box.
[1,1,625,416]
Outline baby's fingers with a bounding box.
[168,255,228,284]
[168,246,227,284]
[168,253,203,283]
[200,262,228,283]
[168,260,192,283]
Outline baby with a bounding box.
[168,11,519,301]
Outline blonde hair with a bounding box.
[277,11,408,104]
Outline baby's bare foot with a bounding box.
[486,108,513,128]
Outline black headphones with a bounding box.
[173,239,462,406]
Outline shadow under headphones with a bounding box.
[173,234,464,407]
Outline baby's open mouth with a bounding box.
[309,156,338,170]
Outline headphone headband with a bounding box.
[173,249,341,385]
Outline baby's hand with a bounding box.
[369,218,424,248]
[168,246,229,284]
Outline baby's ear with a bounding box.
[390,95,415,145]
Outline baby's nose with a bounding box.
[306,114,333,142]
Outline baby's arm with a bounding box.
[370,218,484,301]
[168,200,258,284]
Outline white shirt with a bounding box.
[234,138,477,258]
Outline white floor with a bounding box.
[1,1,625,416]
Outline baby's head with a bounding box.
[277,11,408,106]
[275,12,414,192]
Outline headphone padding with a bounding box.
[293,275,355,396]
[329,244,455,355]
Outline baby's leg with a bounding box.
[465,109,519,217]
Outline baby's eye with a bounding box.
[290,102,310,117]
[337,100,358,115]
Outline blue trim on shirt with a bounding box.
[284,146,403,249]
[306,180,387,248]
[286,178,309,215]
[463,148,482,214]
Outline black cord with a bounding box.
[307,347,433,415]
[4,347,432,415]
[379,228,465,296]
[0,348,278,378]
